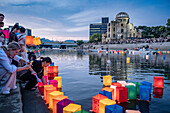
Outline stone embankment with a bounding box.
[93,42,170,51]
[0,81,49,113]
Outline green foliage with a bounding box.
[136,19,170,38]
[89,33,102,43]
[77,40,84,46]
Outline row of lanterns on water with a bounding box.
[37,63,88,113]
[98,50,170,57]
[91,75,164,113]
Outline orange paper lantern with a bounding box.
[44,85,54,102]
[25,36,34,45]
[53,95,68,113]
[92,94,108,113]
[45,87,56,104]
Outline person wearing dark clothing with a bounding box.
[8,23,20,44]
[20,57,52,90]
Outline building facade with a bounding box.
[89,17,109,37]
[102,12,142,43]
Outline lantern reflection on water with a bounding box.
[153,87,163,98]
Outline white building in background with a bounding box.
[102,12,142,43]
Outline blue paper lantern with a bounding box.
[105,104,123,113]
[99,90,112,100]
[141,81,152,94]
[139,85,150,101]
[163,55,166,60]
[50,62,54,66]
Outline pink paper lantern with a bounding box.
[0,30,9,38]
[49,80,58,90]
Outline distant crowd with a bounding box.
[0,13,52,95]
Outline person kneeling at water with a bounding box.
[0,42,31,94]
[20,57,52,90]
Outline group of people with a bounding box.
[0,13,52,95]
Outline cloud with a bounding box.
[66,26,88,32]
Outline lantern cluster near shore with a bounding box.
[91,75,164,113]
[37,65,88,113]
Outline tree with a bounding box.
[77,40,84,46]
[159,26,166,37]
[89,33,102,43]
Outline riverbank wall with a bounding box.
[93,42,170,51]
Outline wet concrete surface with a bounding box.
[0,83,22,113]
[20,83,49,113]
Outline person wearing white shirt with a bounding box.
[0,42,31,94]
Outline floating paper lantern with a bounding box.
[105,104,123,113]
[48,66,54,73]
[153,87,163,98]
[99,98,116,113]
[126,57,130,63]
[102,87,114,100]
[25,36,34,45]
[54,66,58,73]
[146,55,149,60]
[48,91,64,109]
[44,67,47,76]
[154,76,164,88]
[141,81,152,94]
[50,62,54,66]
[63,103,81,113]
[163,55,166,60]
[116,87,128,103]
[92,94,108,113]
[38,84,44,95]
[0,30,9,38]
[125,85,137,99]
[57,99,74,113]
[159,52,161,56]
[48,73,55,80]
[53,95,68,113]
[133,82,142,95]
[44,85,53,101]
[54,76,62,88]
[139,85,150,101]
[49,80,58,90]
[45,87,56,104]
[103,75,112,86]
[74,109,89,113]
[155,53,156,56]
[139,51,141,55]
[99,90,112,100]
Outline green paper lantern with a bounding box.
[74,109,89,113]
[133,82,142,95]
[125,85,137,99]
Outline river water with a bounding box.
[40,49,170,113]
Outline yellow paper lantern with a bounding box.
[103,75,112,86]
[54,76,62,88]
[99,98,116,113]
[53,95,68,113]
[126,57,130,63]
[44,85,53,101]
[48,91,64,109]
[63,103,81,113]
[37,37,41,45]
